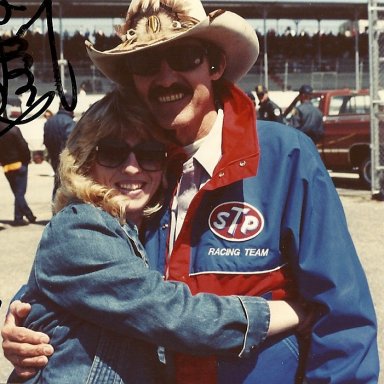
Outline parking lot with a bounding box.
[0,163,383,382]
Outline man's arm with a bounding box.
[2,301,54,379]
[2,205,311,378]
[294,134,379,381]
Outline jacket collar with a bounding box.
[204,81,260,190]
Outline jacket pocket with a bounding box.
[218,333,300,384]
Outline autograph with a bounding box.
[0,0,77,137]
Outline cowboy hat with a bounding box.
[85,0,259,85]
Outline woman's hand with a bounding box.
[1,301,54,379]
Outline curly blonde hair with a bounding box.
[53,87,169,223]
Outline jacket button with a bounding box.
[239,161,246,167]
[219,171,225,178]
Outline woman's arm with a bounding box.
[2,299,305,378]
[2,203,307,377]
[30,205,271,353]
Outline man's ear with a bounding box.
[210,52,226,80]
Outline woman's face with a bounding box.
[91,135,165,221]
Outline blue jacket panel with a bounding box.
[145,120,379,383]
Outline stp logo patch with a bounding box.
[208,202,264,242]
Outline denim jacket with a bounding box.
[8,203,270,383]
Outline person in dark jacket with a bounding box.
[255,85,284,123]
[289,84,324,144]
[0,122,36,226]
[43,103,76,199]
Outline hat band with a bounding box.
[116,9,201,51]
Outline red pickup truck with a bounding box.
[284,89,371,187]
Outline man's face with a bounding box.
[131,39,223,146]
[300,93,310,103]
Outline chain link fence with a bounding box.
[369,0,384,195]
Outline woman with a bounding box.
[7,89,305,383]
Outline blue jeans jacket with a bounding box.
[8,203,270,383]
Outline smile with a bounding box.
[158,93,184,103]
[117,182,144,192]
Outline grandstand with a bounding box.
[0,1,370,95]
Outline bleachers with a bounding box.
[1,29,369,96]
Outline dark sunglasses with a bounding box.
[95,138,167,171]
[128,43,208,77]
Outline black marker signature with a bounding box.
[0,0,77,137]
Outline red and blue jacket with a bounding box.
[144,84,379,383]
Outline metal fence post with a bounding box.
[369,0,384,197]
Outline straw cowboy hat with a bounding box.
[85,0,259,85]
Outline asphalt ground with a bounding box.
[0,163,383,382]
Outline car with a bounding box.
[284,89,372,187]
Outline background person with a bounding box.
[6,89,305,383]
[3,0,379,382]
[42,110,53,121]
[31,109,54,165]
[43,98,76,199]
[255,84,284,123]
[289,84,324,144]
[246,92,256,107]
[0,121,36,226]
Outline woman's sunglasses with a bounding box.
[128,43,208,77]
[95,138,167,171]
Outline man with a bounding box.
[2,0,379,382]
[255,84,284,123]
[43,100,75,199]
[290,84,324,144]
[0,122,36,226]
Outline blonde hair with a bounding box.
[54,88,169,223]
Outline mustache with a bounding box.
[150,84,191,99]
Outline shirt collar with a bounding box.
[182,108,223,177]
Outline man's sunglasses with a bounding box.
[95,138,167,171]
[128,44,208,77]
